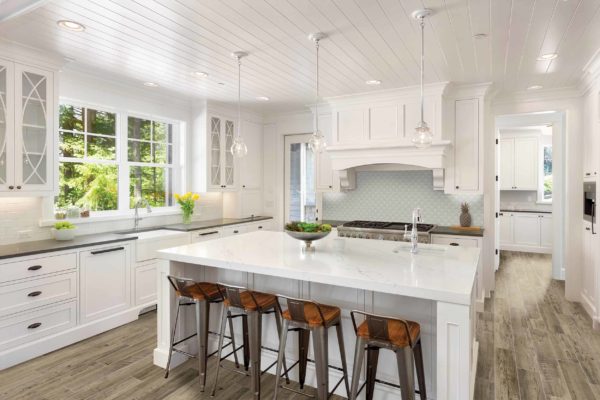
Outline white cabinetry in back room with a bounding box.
[0,57,57,196]
[499,136,538,191]
[499,212,552,253]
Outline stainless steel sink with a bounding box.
[115,227,167,235]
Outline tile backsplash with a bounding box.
[323,170,484,226]
[0,194,223,245]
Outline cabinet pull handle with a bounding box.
[28,291,42,297]
[499,213,504,216]
[586,227,591,231]
[28,265,42,271]
[233,230,239,234]
[27,322,42,329]
[258,226,263,229]
[91,246,124,255]
[586,173,591,176]
[199,231,219,236]
[449,243,460,246]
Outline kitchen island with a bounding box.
[155,231,480,400]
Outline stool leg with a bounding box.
[273,319,289,400]
[335,323,351,398]
[242,314,250,371]
[196,300,210,391]
[164,300,181,379]
[349,337,366,400]
[273,309,290,384]
[210,304,229,397]
[298,329,310,389]
[312,326,329,400]
[227,309,240,369]
[396,347,415,400]
[248,310,262,400]
[366,347,380,400]
[413,339,427,400]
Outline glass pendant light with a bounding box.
[412,9,434,149]
[308,32,327,153]
[231,51,248,158]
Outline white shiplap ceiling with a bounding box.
[1,0,599,112]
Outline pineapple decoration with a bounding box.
[460,202,472,227]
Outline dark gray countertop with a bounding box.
[430,226,484,237]
[165,216,273,232]
[318,220,348,228]
[500,209,552,214]
[0,233,138,260]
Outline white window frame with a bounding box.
[42,99,184,222]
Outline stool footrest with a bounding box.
[355,378,423,396]
[172,332,197,347]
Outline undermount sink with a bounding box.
[116,228,186,241]
[393,243,446,254]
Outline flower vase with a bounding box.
[182,212,193,225]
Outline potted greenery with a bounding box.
[52,221,77,241]
[284,222,332,251]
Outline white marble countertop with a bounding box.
[158,231,480,305]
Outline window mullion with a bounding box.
[118,113,130,212]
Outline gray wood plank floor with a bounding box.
[2,250,600,399]
[475,251,600,400]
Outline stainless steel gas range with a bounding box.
[337,220,436,243]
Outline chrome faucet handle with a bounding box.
[403,224,410,240]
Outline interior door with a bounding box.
[499,138,514,190]
[284,134,317,223]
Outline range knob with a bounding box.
[357,234,363,239]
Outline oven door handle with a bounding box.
[592,201,596,235]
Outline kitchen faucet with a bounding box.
[134,198,152,229]
[403,208,422,254]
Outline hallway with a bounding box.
[475,251,600,399]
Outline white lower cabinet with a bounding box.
[79,244,131,324]
[582,221,597,317]
[499,212,552,253]
[135,261,158,306]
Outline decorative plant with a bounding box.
[174,192,200,224]
[285,222,332,233]
[460,202,472,227]
[53,221,76,230]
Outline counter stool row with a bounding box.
[164,275,426,400]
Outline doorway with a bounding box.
[495,111,565,280]
[284,134,318,223]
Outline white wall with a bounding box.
[491,90,582,301]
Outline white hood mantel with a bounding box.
[327,140,452,171]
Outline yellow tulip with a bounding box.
[192,194,200,201]
[174,193,180,200]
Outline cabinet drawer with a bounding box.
[0,272,77,317]
[431,235,479,247]
[0,300,77,351]
[0,253,77,284]
[190,229,222,243]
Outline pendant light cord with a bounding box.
[237,56,241,138]
[315,39,320,133]
[420,16,425,124]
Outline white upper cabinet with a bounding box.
[499,136,538,191]
[315,114,338,192]
[0,58,56,196]
[453,98,480,192]
[206,114,236,191]
[239,120,263,190]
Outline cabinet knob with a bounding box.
[586,227,591,231]
[242,185,246,188]
[16,186,21,190]
[8,185,14,190]
[329,185,332,189]
[233,230,239,234]
[455,186,459,189]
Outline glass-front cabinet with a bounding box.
[0,58,55,195]
[207,114,236,191]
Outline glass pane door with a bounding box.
[224,119,235,186]
[284,134,317,223]
[19,69,49,187]
[0,64,8,186]
[210,116,221,187]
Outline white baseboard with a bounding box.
[580,292,597,320]
[0,306,142,370]
[500,244,552,254]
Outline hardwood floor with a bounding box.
[475,251,600,400]
[2,250,599,399]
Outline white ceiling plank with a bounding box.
[468,0,492,83]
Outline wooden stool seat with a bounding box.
[223,290,277,311]
[282,303,341,327]
[175,282,221,301]
[356,319,420,348]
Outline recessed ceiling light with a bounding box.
[57,20,85,32]
[192,71,209,78]
[256,96,270,101]
[527,85,543,90]
[143,82,159,87]
[473,33,488,39]
[365,79,381,85]
[537,53,558,61]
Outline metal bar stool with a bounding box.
[273,295,350,400]
[211,283,289,399]
[348,310,426,400]
[164,276,243,392]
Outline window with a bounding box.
[58,105,118,210]
[56,103,180,215]
[127,116,174,208]
[539,144,552,203]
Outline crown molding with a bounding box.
[492,86,583,106]
[0,38,65,70]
